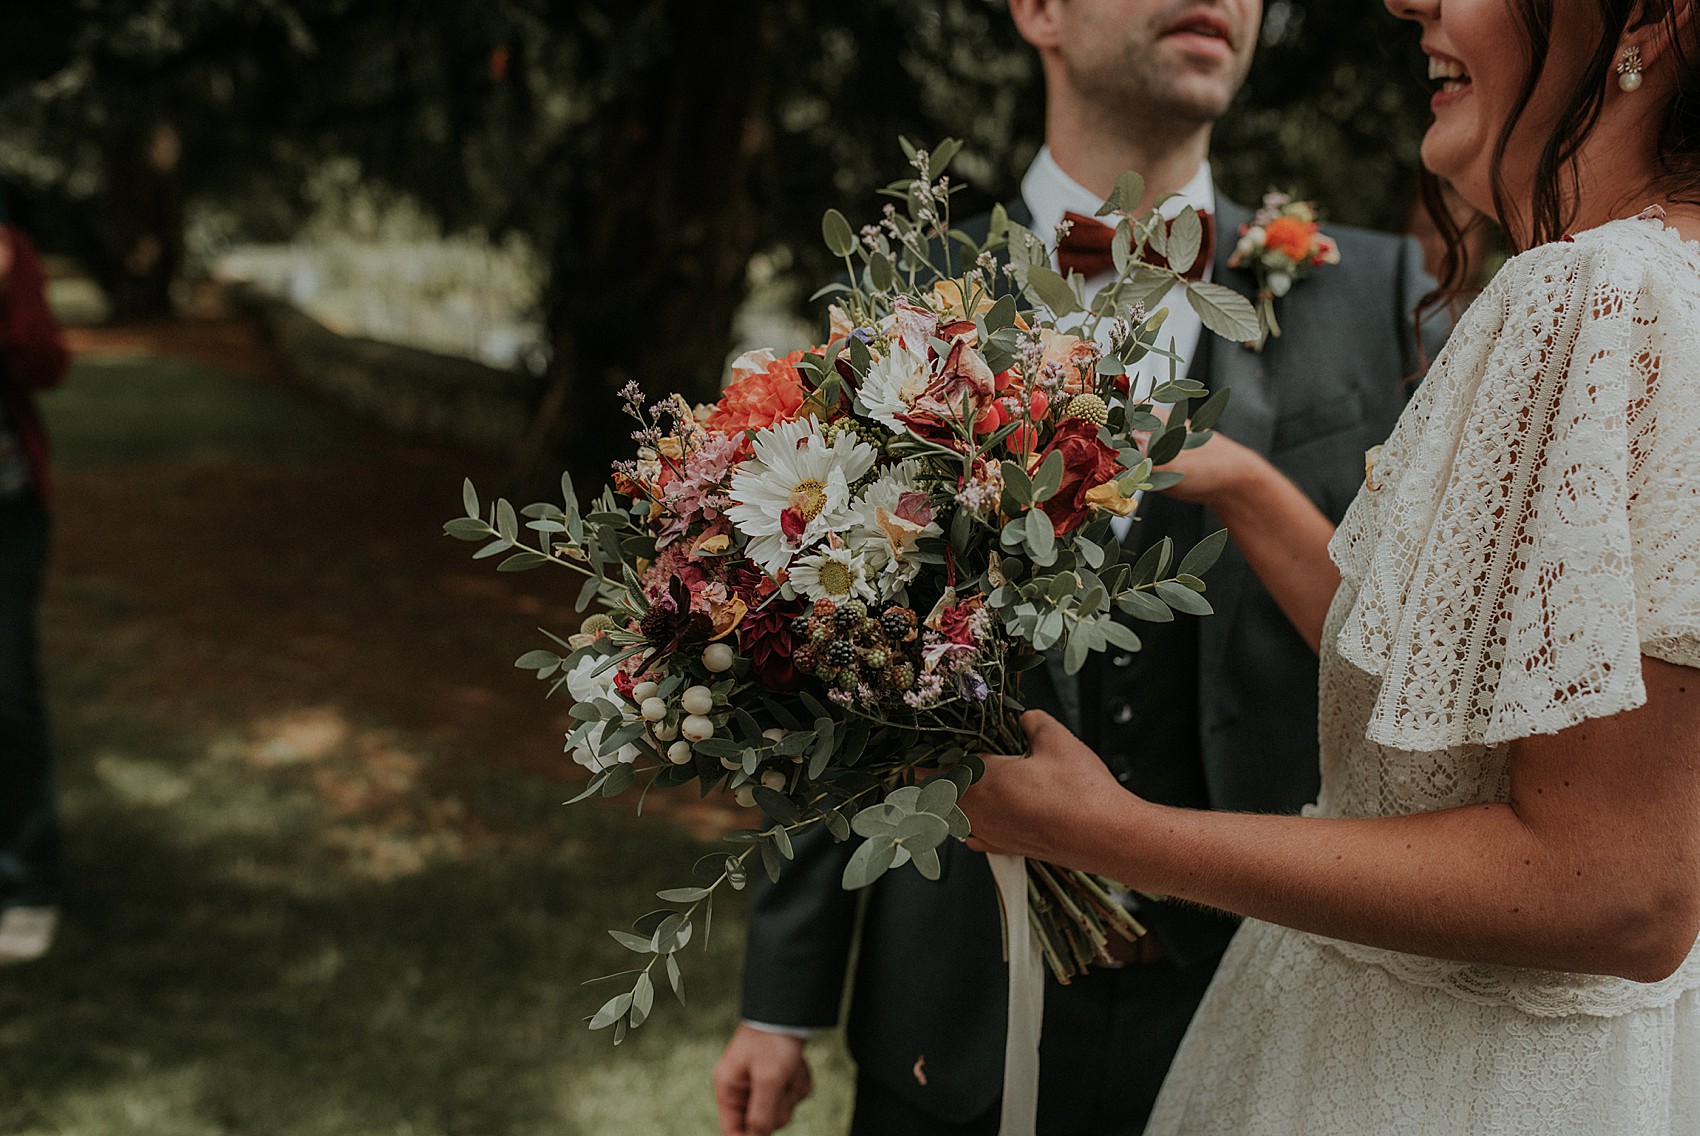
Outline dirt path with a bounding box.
[46,317,736,849]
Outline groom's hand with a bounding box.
[713,1024,813,1136]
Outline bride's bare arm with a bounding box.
[1159,432,1339,651]
[961,659,1700,982]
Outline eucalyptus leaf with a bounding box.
[1155,580,1214,616]
[462,478,480,520]
[588,992,633,1031]
[911,846,942,881]
[1102,620,1143,652]
[1178,528,1230,579]
[823,808,851,841]
[657,887,709,903]
[498,551,549,572]
[842,836,898,890]
[885,785,923,813]
[1025,508,1056,564]
[630,972,654,1028]
[868,253,895,292]
[1001,461,1034,507]
[443,517,488,541]
[1025,265,1082,316]
[1034,609,1066,651]
[609,930,655,954]
[851,803,897,838]
[893,812,951,850]
[1189,387,1232,433]
[496,499,519,543]
[666,953,685,1004]
[822,209,856,257]
[917,777,960,815]
[758,789,802,826]
[1063,630,1090,675]
[1031,450,1064,503]
[1147,424,1188,467]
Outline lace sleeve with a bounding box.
[1330,223,1700,751]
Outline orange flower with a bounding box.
[705,349,808,434]
[1262,216,1319,263]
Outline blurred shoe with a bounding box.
[0,906,58,963]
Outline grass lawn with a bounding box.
[1,328,854,1135]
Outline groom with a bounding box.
[714,1,1443,1133]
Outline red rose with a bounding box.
[1038,419,1124,536]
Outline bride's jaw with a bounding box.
[1416,42,1500,214]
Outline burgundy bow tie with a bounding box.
[1056,209,1215,282]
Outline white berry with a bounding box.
[762,728,787,743]
[640,697,668,722]
[651,720,679,742]
[734,785,756,808]
[760,770,787,791]
[666,740,694,765]
[681,685,715,716]
[632,681,660,702]
[681,714,715,741]
[701,643,735,672]
[720,755,741,770]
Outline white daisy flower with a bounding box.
[848,460,941,600]
[726,417,877,573]
[859,342,933,434]
[563,654,642,773]
[789,540,879,604]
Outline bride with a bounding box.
[959,0,1700,1130]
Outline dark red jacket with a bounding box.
[0,225,70,505]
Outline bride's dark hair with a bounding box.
[1421,0,1700,306]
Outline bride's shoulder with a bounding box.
[1474,214,1700,323]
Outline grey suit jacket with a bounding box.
[739,191,1443,1122]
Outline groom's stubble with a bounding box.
[1059,0,1260,145]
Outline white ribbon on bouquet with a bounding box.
[989,852,1044,1136]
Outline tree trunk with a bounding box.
[516,0,774,495]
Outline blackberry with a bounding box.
[835,669,860,692]
[888,662,916,690]
[852,617,883,645]
[809,623,835,647]
[812,598,838,619]
[793,645,819,673]
[863,647,890,670]
[791,613,814,637]
[880,607,917,641]
[826,639,856,667]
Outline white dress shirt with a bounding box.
[1020,146,1216,541]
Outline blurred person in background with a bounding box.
[713,0,1442,1133]
[0,196,71,963]
[96,121,183,321]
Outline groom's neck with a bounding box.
[1044,101,1215,213]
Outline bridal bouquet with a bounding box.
[447,140,1258,1043]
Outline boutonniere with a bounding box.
[1227,192,1340,351]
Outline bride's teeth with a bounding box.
[1427,57,1467,82]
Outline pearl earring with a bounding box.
[1617,45,1644,92]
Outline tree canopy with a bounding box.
[0,0,1436,482]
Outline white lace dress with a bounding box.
[1144,217,1700,1135]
